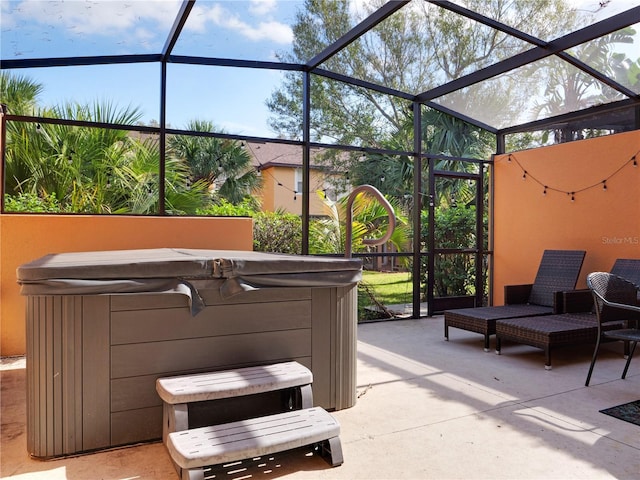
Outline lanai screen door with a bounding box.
[424,159,486,316]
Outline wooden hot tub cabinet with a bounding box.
[19,249,361,458]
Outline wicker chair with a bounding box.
[444,250,586,351]
[584,272,640,386]
[494,258,640,370]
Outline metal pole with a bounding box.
[302,72,311,254]
[0,104,6,213]
[412,101,423,317]
[427,156,436,317]
[159,62,167,215]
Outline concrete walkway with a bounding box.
[2,316,639,479]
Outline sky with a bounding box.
[1,0,638,137]
[1,0,306,136]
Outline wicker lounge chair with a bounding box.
[584,272,640,386]
[444,250,586,351]
[495,259,640,370]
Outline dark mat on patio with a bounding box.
[600,400,640,426]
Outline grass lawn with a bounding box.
[359,270,413,312]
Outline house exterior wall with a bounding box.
[0,214,253,356]
[258,168,276,212]
[261,165,329,216]
[493,130,640,305]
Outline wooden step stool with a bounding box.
[168,407,343,480]
[156,361,314,442]
[156,361,343,479]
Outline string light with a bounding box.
[508,150,639,202]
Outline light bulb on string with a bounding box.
[507,151,638,203]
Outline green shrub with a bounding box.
[253,211,302,254]
[4,192,67,213]
[196,197,258,216]
[421,205,478,297]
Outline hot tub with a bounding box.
[17,248,361,458]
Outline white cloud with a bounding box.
[5,0,181,38]
[3,0,294,54]
[189,2,293,44]
[226,17,293,43]
[187,3,224,32]
[249,0,278,16]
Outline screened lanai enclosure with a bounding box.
[2,0,639,318]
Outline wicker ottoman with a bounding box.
[444,305,552,351]
[495,313,600,369]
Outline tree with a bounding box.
[267,0,581,211]
[267,0,427,145]
[1,72,46,194]
[168,120,262,205]
[3,99,144,209]
[2,73,211,214]
[267,0,579,148]
[531,27,638,143]
[0,71,43,116]
[113,137,212,215]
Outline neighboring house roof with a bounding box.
[246,141,327,171]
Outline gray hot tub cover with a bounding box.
[17,248,362,315]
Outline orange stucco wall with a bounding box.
[262,166,329,216]
[493,130,640,305]
[0,214,253,356]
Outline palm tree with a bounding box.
[309,190,410,258]
[168,120,262,205]
[5,100,143,211]
[1,72,46,195]
[0,71,42,115]
[112,137,211,215]
[531,28,636,142]
[345,108,492,211]
[2,70,212,214]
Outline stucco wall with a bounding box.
[263,165,330,216]
[493,130,640,305]
[0,214,253,356]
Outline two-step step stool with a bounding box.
[156,361,343,480]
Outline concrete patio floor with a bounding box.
[2,315,639,479]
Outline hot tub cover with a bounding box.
[17,248,362,315]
